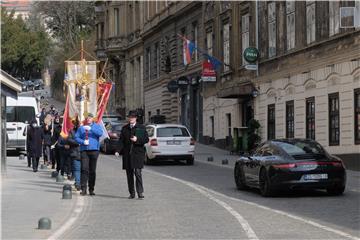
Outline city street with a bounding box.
[3,144,360,239]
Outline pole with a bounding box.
[81,40,84,61]
[255,0,259,77]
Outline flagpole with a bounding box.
[81,40,84,61]
[176,33,228,69]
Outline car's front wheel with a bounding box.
[327,186,345,196]
[234,163,248,190]
[259,168,273,197]
[186,157,194,165]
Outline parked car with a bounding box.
[32,79,44,90]
[22,80,34,92]
[234,139,346,197]
[145,124,195,165]
[6,96,39,152]
[102,114,124,125]
[100,121,126,154]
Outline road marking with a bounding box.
[146,169,359,240]
[201,186,360,240]
[47,195,85,240]
[106,154,360,240]
[146,169,259,240]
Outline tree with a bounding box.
[1,8,51,79]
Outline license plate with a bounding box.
[167,140,181,145]
[304,174,328,180]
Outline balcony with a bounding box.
[105,36,128,52]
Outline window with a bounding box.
[226,113,231,137]
[148,111,151,121]
[241,13,250,65]
[355,89,360,144]
[146,47,151,81]
[306,97,315,140]
[6,106,35,123]
[210,116,214,138]
[329,93,340,146]
[268,104,275,140]
[286,1,295,50]
[155,43,160,78]
[268,2,276,58]
[157,127,190,137]
[114,8,119,36]
[156,109,160,115]
[192,22,198,62]
[286,101,295,138]
[329,1,340,36]
[306,1,316,44]
[223,23,230,71]
[206,31,213,56]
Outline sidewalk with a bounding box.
[1,155,78,239]
[195,143,239,169]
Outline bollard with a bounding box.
[38,217,51,230]
[207,156,214,162]
[63,184,72,192]
[56,174,64,183]
[19,154,25,160]
[51,171,58,178]
[222,159,229,165]
[40,164,47,169]
[62,189,72,199]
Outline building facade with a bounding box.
[95,1,360,159]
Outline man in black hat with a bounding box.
[119,110,149,199]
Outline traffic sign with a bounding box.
[245,64,258,71]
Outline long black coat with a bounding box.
[27,125,44,158]
[119,123,149,170]
[43,124,52,146]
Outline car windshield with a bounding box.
[157,127,190,137]
[6,106,35,123]
[112,124,123,131]
[103,116,123,123]
[275,140,326,155]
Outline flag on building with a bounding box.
[204,53,222,71]
[183,37,195,66]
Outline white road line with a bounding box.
[201,186,360,240]
[146,170,259,240]
[106,154,360,239]
[146,169,360,240]
[47,195,85,240]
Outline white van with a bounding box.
[6,96,39,151]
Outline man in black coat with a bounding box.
[27,119,44,172]
[119,111,149,199]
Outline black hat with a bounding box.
[127,110,137,118]
[87,113,94,118]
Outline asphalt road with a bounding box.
[56,152,360,240]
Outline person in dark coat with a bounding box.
[50,115,62,170]
[119,110,149,199]
[39,108,46,126]
[68,121,81,190]
[27,119,44,172]
[42,115,52,165]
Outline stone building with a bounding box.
[254,1,360,160]
[94,1,145,119]
[95,1,360,161]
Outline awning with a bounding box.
[217,82,254,99]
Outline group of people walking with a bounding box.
[26,106,149,199]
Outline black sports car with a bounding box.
[234,139,346,197]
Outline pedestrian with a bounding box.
[119,110,149,199]
[27,119,43,172]
[50,115,61,170]
[48,105,58,117]
[24,124,31,168]
[57,134,72,178]
[67,120,81,190]
[39,108,47,126]
[75,113,103,196]
[42,114,52,165]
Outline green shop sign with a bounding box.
[243,47,260,63]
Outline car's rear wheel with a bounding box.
[234,164,248,190]
[327,186,345,196]
[103,142,109,154]
[144,154,152,165]
[259,168,273,197]
[186,157,194,165]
